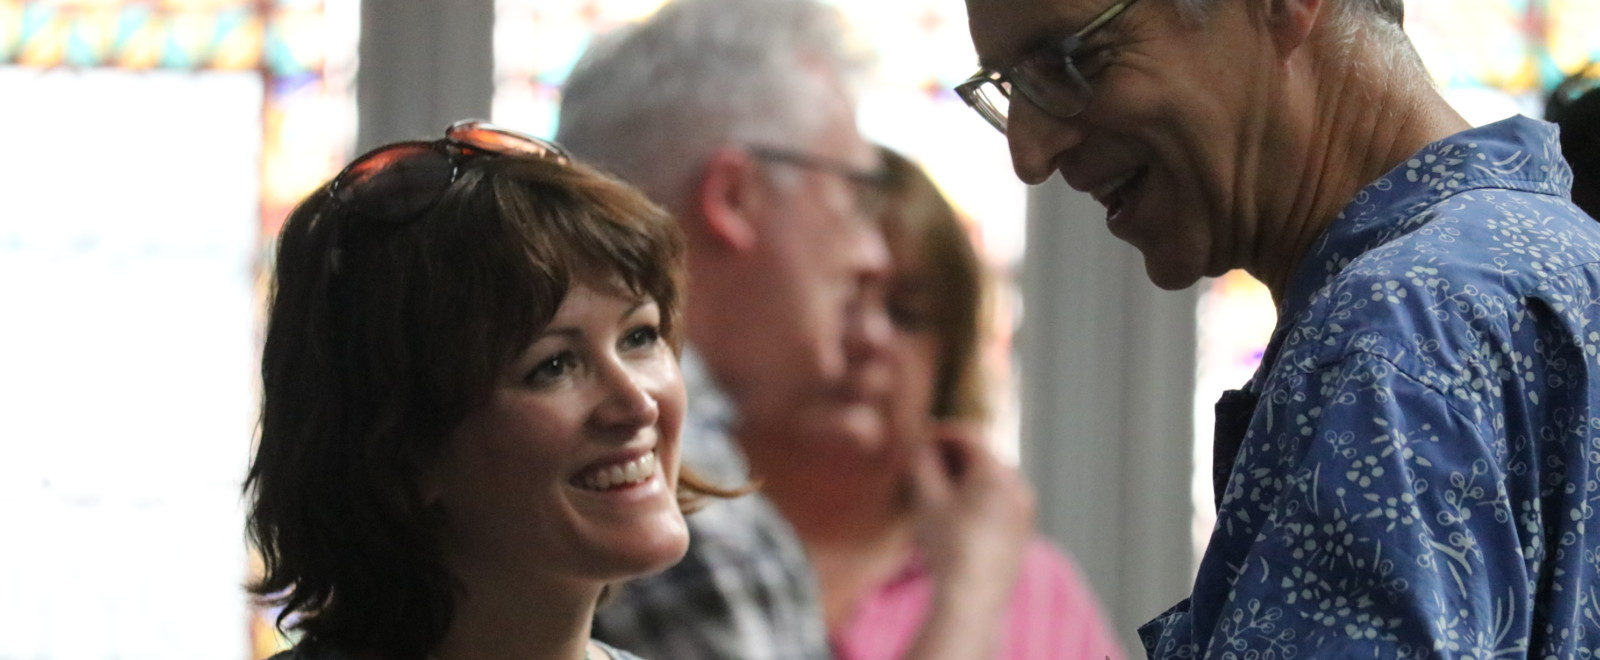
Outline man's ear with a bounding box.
[1267,0,1323,56]
[695,147,762,253]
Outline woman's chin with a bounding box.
[589,514,691,579]
[804,407,894,456]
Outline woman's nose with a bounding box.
[593,359,660,431]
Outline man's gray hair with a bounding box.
[1169,0,1402,24]
[1169,0,1421,75]
[556,0,871,212]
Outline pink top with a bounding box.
[830,538,1126,660]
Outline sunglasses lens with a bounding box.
[333,144,455,222]
[330,122,571,226]
[448,121,571,163]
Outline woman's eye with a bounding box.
[621,325,662,350]
[888,299,934,333]
[526,351,576,386]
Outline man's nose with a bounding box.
[843,279,893,366]
[1008,95,1084,185]
[853,219,892,284]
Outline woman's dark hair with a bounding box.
[877,147,989,421]
[244,153,709,658]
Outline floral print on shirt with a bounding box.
[1141,116,1600,659]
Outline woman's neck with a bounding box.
[429,566,602,660]
[805,515,916,631]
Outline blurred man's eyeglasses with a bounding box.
[954,0,1142,134]
[748,146,891,220]
[329,119,570,224]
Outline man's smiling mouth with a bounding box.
[1092,168,1146,221]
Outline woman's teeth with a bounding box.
[576,452,657,491]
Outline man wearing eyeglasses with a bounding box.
[556,4,882,659]
[960,0,1600,658]
[556,0,1037,658]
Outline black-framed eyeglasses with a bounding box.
[748,145,891,219]
[955,0,1142,134]
[328,119,570,224]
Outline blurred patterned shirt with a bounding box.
[832,539,1126,660]
[1141,116,1600,658]
[593,350,831,660]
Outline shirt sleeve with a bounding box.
[592,493,833,660]
[1196,347,1531,658]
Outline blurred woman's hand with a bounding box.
[903,421,1035,659]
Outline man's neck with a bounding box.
[1249,42,1470,306]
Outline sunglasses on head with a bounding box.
[328,119,571,224]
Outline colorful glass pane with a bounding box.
[2,0,326,74]
[2,1,353,657]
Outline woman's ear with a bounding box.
[694,147,762,252]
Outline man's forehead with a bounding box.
[965,0,1094,68]
[810,95,879,170]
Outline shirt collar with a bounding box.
[1280,115,1571,323]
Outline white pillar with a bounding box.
[356,0,495,150]
[1017,179,1199,653]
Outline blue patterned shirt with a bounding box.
[1141,116,1600,658]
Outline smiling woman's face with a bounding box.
[425,279,689,587]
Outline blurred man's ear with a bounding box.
[695,147,764,252]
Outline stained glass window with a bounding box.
[492,0,1027,457]
[1191,0,1600,555]
[0,1,355,658]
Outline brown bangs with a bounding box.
[397,156,686,420]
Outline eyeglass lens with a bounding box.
[963,79,1012,133]
[958,0,1139,133]
[750,147,889,219]
[962,56,1093,134]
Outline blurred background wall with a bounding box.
[1,0,1596,657]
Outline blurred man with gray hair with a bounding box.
[558,0,888,657]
